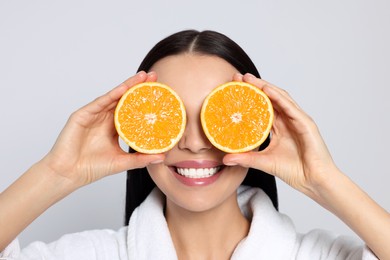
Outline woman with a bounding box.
[0,30,388,259]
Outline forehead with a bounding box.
[149,54,239,98]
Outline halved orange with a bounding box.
[114,82,186,154]
[201,81,273,153]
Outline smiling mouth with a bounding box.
[174,166,224,178]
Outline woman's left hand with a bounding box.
[223,73,338,197]
[223,74,390,260]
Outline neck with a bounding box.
[165,192,250,260]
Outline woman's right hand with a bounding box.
[0,71,165,251]
[40,71,164,188]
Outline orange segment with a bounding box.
[201,81,273,153]
[114,82,186,154]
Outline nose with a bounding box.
[178,119,213,153]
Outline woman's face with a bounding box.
[147,54,248,212]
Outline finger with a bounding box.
[223,152,274,176]
[232,72,243,82]
[264,85,320,140]
[104,71,148,105]
[121,71,148,88]
[241,73,308,121]
[146,71,158,82]
[242,73,268,90]
[84,71,148,114]
[242,73,298,106]
[263,84,307,121]
[110,153,165,174]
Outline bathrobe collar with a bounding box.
[127,186,297,259]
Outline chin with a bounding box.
[148,163,248,213]
[166,190,232,213]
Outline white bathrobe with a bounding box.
[1,186,377,259]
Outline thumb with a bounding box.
[112,153,165,174]
[223,152,273,175]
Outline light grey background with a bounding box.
[1,0,389,247]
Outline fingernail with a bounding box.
[225,161,238,166]
[245,73,256,79]
[150,159,163,165]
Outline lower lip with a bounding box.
[171,167,223,186]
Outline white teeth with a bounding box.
[176,167,221,178]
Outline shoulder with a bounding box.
[237,187,377,259]
[11,227,128,260]
[294,229,377,260]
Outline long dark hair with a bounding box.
[125,30,278,224]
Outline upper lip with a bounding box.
[171,160,222,168]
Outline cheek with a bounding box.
[146,163,176,196]
[230,165,249,184]
[146,164,164,184]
